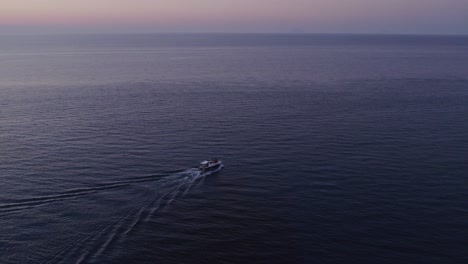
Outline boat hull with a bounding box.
[199,163,222,172]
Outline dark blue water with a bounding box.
[0,34,467,264]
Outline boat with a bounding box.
[198,158,223,172]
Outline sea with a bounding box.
[0,34,467,264]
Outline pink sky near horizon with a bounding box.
[1,0,467,34]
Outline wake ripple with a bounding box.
[0,174,171,214]
[40,166,222,264]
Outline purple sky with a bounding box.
[1,0,467,34]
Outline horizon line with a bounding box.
[1,32,467,37]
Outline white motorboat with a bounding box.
[198,158,223,172]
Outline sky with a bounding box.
[0,0,467,34]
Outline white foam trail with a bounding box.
[46,167,221,264]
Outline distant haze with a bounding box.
[1,0,467,34]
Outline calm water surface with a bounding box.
[0,34,467,263]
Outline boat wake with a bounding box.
[0,174,175,215]
[39,166,222,264]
